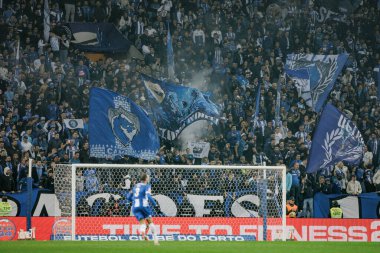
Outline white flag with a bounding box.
[188,141,210,159]
[64,119,84,129]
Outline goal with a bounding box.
[53,164,286,241]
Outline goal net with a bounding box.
[53,164,286,241]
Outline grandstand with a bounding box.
[0,0,379,252]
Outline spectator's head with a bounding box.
[140,173,149,183]
[4,167,11,176]
[332,200,340,208]
[2,195,7,202]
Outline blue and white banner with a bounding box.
[307,104,364,173]
[5,189,380,219]
[141,75,219,140]
[63,119,84,129]
[313,192,380,218]
[285,53,348,112]
[167,23,175,79]
[89,87,159,160]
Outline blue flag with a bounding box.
[307,104,364,173]
[142,75,219,140]
[89,87,159,160]
[285,53,348,112]
[236,75,249,90]
[167,23,175,79]
[68,23,131,53]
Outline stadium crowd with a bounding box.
[0,0,380,218]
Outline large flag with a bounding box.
[43,0,50,42]
[167,23,175,79]
[285,53,348,112]
[306,104,365,173]
[89,87,159,160]
[141,75,219,140]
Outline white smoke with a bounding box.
[177,120,211,149]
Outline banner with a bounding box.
[285,53,348,112]
[317,0,362,23]
[2,217,380,241]
[5,188,379,219]
[89,87,159,160]
[167,23,175,79]
[307,104,364,173]
[43,0,50,42]
[313,192,380,218]
[142,75,219,140]
[68,23,131,53]
[63,119,84,129]
[188,141,210,158]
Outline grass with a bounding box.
[1,241,379,253]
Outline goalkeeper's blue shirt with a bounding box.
[128,183,157,209]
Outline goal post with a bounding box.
[54,164,287,241]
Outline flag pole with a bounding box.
[166,21,175,80]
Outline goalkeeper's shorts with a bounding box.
[132,207,152,221]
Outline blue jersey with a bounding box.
[128,183,157,209]
[128,183,157,221]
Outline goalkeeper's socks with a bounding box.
[150,223,159,245]
[139,224,147,239]
[145,225,150,241]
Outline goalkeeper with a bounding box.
[127,173,159,245]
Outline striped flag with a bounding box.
[167,22,175,80]
[44,0,50,42]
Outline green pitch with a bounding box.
[1,241,379,253]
